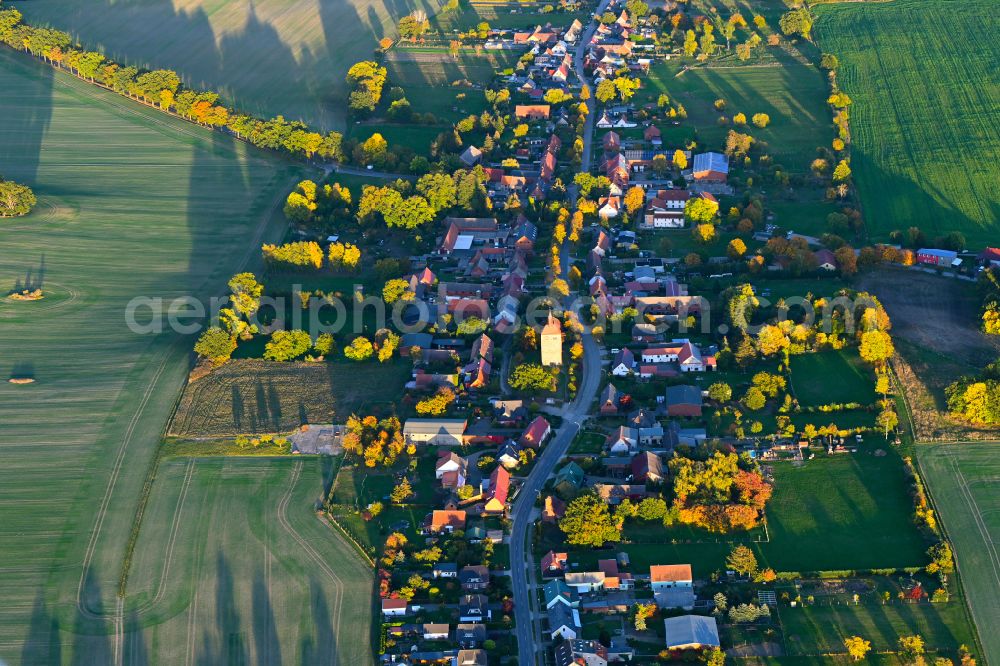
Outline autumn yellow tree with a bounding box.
[859,330,894,366]
[844,636,871,661]
[623,186,645,216]
[673,149,688,170]
[693,223,716,244]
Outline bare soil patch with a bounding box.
[169,358,410,437]
[858,268,1000,440]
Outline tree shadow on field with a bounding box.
[252,569,283,666]
[300,577,336,665]
[69,566,112,666]
[232,384,245,431]
[850,146,982,245]
[0,47,52,185]
[266,381,284,430]
[200,551,248,665]
[122,608,150,666]
[20,593,62,666]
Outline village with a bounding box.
[299,0,984,664]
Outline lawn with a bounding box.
[814,0,1000,246]
[119,457,374,665]
[790,350,876,407]
[169,358,412,436]
[779,592,977,657]
[9,0,446,131]
[0,48,324,662]
[919,444,1000,663]
[636,55,831,170]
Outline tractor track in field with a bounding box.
[276,461,344,666]
[130,459,196,618]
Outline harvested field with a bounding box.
[858,268,1000,441]
[170,358,412,436]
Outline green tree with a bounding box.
[194,327,237,363]
[391,477,414,503]
[383,278,415,304]
[416,172,457,214]
[228,273,264,318]
[685,196,719,223]
[705,647,725,666]
[264,329,312,361]
[313,333,335,356]
[708,382,733,402]
[779,9,813,40]
[683,30,698,56]
[742,387,766,411]
[0,179,37,217]
[559,492,622,547]
[595,79,617,103]
[833,159,852,183]
[899,635,925,663]
[509,363,555,392]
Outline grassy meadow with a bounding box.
[556,451,929,578]
[636,55,830,170]
[9,0,446,130]
[919,444,1000,663]
[790,350,877,407]
[814,0,1000,246]
[0,49,374,664]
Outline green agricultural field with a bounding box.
[9,0,445,131]
[814,0,1000,246]
[120,457,374,665]
[919,444,1000,663]
[790,350,877,407]
[0,49,373,663]
[637,55,830,170]
[169,358,412,436]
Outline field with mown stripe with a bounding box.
[0,49,370,664]
[814,0,1000,245]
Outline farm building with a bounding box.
[691,152,729,182]
[403,418,468,446]
[917,248,960,267]
[665,385,703,417]
[663,615,720,650]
